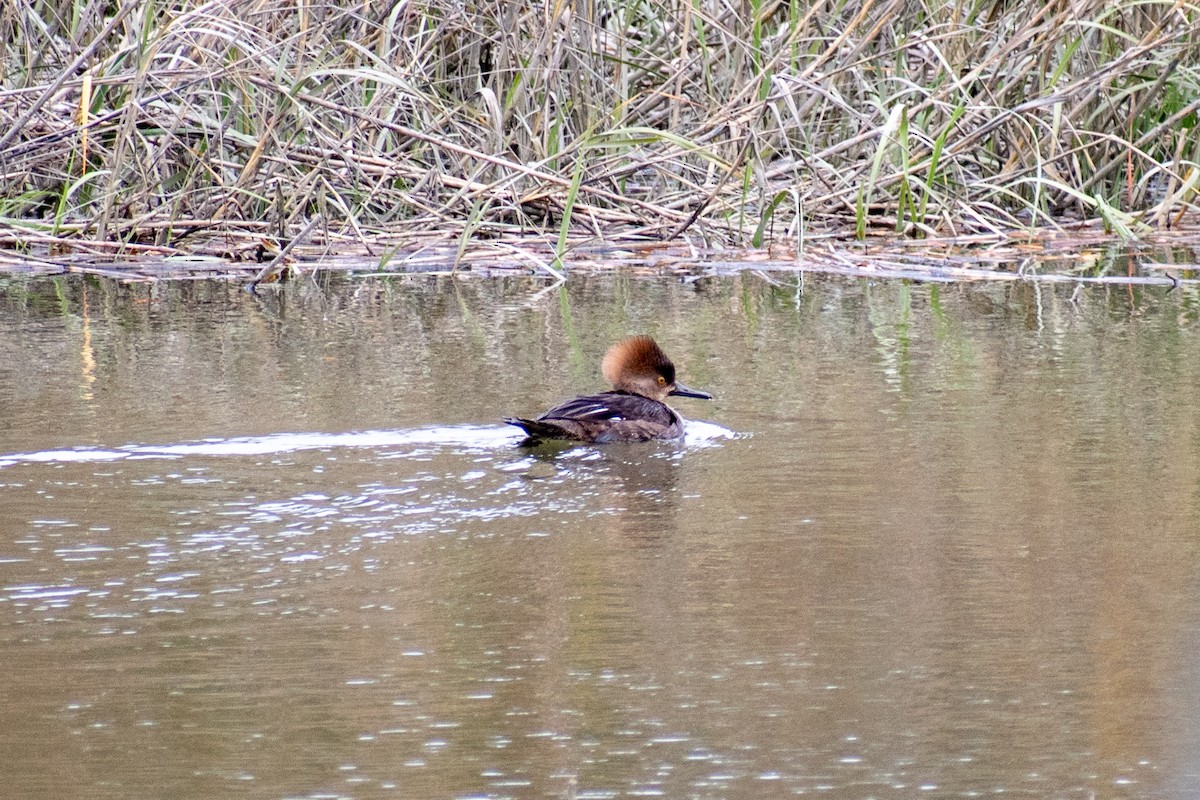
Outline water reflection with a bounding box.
[1,270,1200,799]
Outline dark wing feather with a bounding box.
[504,391,682,444]
[542,391,676,425]
[536,392,634,422]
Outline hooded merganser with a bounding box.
[504,336,712,444]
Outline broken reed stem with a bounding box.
[248,213,323,288]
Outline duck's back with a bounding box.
[504,391,684,443]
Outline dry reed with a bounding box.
[2,0,1199,255]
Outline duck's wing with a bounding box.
[538,392,645,422]
[503,392,680,444]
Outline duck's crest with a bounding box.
[601,335,675,388]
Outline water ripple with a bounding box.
[0,422,735,469]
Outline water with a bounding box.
[2,271,1200,799]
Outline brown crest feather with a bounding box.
[601,336,675,389]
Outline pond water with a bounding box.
[2,270,1200,799]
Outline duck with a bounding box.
[504,335,712,444]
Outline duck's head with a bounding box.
[601,336,712,403]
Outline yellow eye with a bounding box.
[657,375,666,385]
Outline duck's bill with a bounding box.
[669,381,713,400]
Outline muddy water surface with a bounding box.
[2,271,1200,799]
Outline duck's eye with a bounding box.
[657,375,666,385]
